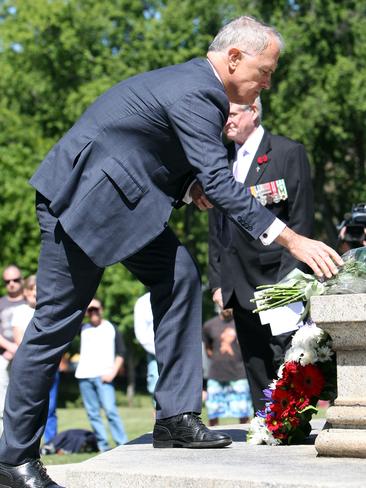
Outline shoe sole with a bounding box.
[153,438,232,449]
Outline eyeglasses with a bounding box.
[239,49,253,57]
[87,306,101,314]
[4,277,22,285]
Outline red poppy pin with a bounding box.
[257,154,269,165]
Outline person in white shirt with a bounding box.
[75,298,127,452]
[134,292,159,401]
[11,276,36,346]
[11,275,61,447]
[0,265,25,436]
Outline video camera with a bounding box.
[339,203,366,245]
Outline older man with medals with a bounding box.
[208,97,315,411]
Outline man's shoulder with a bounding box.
[0,296,26,310]
[101,319,116,332]
[268,132,305,152]
[151,58,227,101]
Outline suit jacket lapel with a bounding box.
[244,130,272,186]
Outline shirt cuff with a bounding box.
[182,180,196,204]
[259,218,286,246]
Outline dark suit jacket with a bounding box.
[30,58,276,267]
[208,129,314,310]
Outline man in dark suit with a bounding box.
[0,16,341,488]
[208,98,314,411]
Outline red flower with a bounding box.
[295,395,311,411]
[293,364,325,398]
[266,414,284,433]
[279,361,302,389]
[283,361,301,378]
[271,388,299,418]
[257,154,269,165]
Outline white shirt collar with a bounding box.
[206,58,224,85]
[241,125,265,156]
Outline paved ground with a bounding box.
[47,420,366,488]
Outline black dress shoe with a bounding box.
[153,413,232,448]
[0,459,64,488]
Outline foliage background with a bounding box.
[0,0,365,387]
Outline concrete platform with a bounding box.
[47,420,366,488]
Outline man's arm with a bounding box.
[0,334,17,357]
[101,328,126,383]
[168,87,342,277]
[167,87,275,238]
[102,356,123,384]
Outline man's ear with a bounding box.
[251,105,260,125]
[227,48,242,72]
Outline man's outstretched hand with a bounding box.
[276,227,344,278]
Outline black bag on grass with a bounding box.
[42,429,98,455]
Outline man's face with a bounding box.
[224,103,257,145]
[86,299,103,327]
[227,37,280,104]
[3,267,23,298]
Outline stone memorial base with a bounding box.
[47,421,366,488]
[311,293,366,458]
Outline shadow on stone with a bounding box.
[221,428,247,443]
[126,428,247,445]
[127,433,153,445]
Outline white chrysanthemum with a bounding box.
[249,417,265,431]
[316,345,333,363]
[247,417,276,445]
[291,324,323,349]
[299,348,318,366]
[247,433,265,445]
[285,347,304,363]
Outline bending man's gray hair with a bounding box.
[208,16,284,55]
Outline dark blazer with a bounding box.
[30,58,276,267]
[208,129,314,310]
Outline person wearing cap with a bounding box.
[75,298,127,452]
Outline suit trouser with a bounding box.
[232,295,292,412]
[0,194,203,464]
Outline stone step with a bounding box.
[47,420,366,488]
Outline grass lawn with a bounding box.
[42,393,244,466]
[42,394,328,465]
[43,394,155,465]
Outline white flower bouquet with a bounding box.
[251,247,366,316]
